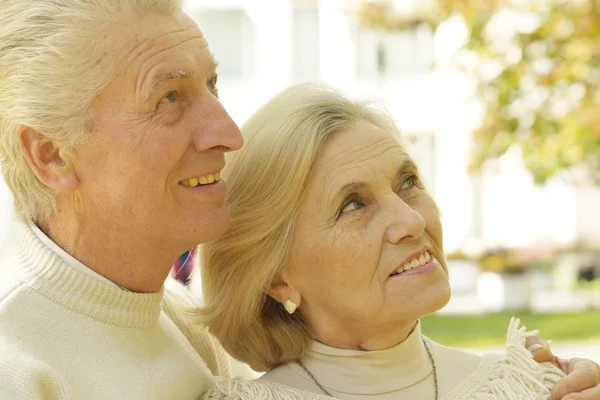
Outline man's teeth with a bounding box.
[393,251,431,275]
[181,173,220,187]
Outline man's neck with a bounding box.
[37,211,177,294]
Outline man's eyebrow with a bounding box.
[143,61,220,101]
[143,69,194,101]
[153,70,193,89]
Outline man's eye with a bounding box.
[159,91,178,104]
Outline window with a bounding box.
[292,5,320,80]
[356,24,434,79]
[191,9,256,79]
[403,133,436,192]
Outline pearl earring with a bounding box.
[284,299,298,314]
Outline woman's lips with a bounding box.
[389,253,439,278]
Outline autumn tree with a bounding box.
[349,0,600,184]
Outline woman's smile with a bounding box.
[388,251,440,278]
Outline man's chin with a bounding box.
[187,207,232,245]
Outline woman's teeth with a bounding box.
[391,251,432,276]
[180,173,220,187]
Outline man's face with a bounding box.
[72,10,243,252]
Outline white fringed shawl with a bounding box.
[205,318,565,400]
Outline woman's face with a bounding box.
[285,119,450,348]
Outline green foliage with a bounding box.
[349,0,600,184]
[422,310,600,347]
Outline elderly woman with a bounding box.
[201,83,598,400]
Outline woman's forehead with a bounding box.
[305,132,414,211]
[314,121,406,175]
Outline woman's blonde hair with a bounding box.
[201,83,401,372]
[0,0,183,222]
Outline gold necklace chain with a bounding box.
[296,337,439,400]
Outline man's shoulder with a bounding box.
[0,274,61,361]
[0,241,49,316]
[0,256,79,367]
[0,236,25,300]
[0,249,33,324]
[0,319,71,399]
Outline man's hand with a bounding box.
[526,336,600,400]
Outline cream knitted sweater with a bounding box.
[206,319,565,400]
[0,221,230,399]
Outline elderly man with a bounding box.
[0,0,241,398]
[0,1,598,399]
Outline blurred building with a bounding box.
[183,0,600,253]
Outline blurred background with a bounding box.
[0,0,598,371]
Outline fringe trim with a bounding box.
[445,317,565,400]
[204,377,336,400]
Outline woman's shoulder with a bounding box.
[260,363,334,397]
[441,318,565,400]
[427,338,484,391]
[427,337,483,369]
[261,363,306,387]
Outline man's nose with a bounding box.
[191,95,243,153]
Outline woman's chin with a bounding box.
[433,279,452,308]
[407,280,452,318]
[420,292,451,318]
[435,284,452,311]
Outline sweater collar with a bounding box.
[7,220,164,328]
[27,221,123,289]
[291,321,433,395]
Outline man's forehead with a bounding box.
[97,11,215,98]
[105,11,209,71]
[108,10,203,42]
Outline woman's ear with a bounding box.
[266,275,302,314]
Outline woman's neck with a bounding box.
[309,318,419,351]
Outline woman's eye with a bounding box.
[340,199,364,214]
[400,175,417,190]
[159,91,178,104]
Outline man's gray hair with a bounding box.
[0,0,184,221]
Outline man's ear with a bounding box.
[265,274,302,314]
[18,125,79,192]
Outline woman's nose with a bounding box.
[385,199,426,244]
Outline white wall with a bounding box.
[185,0,293,125]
